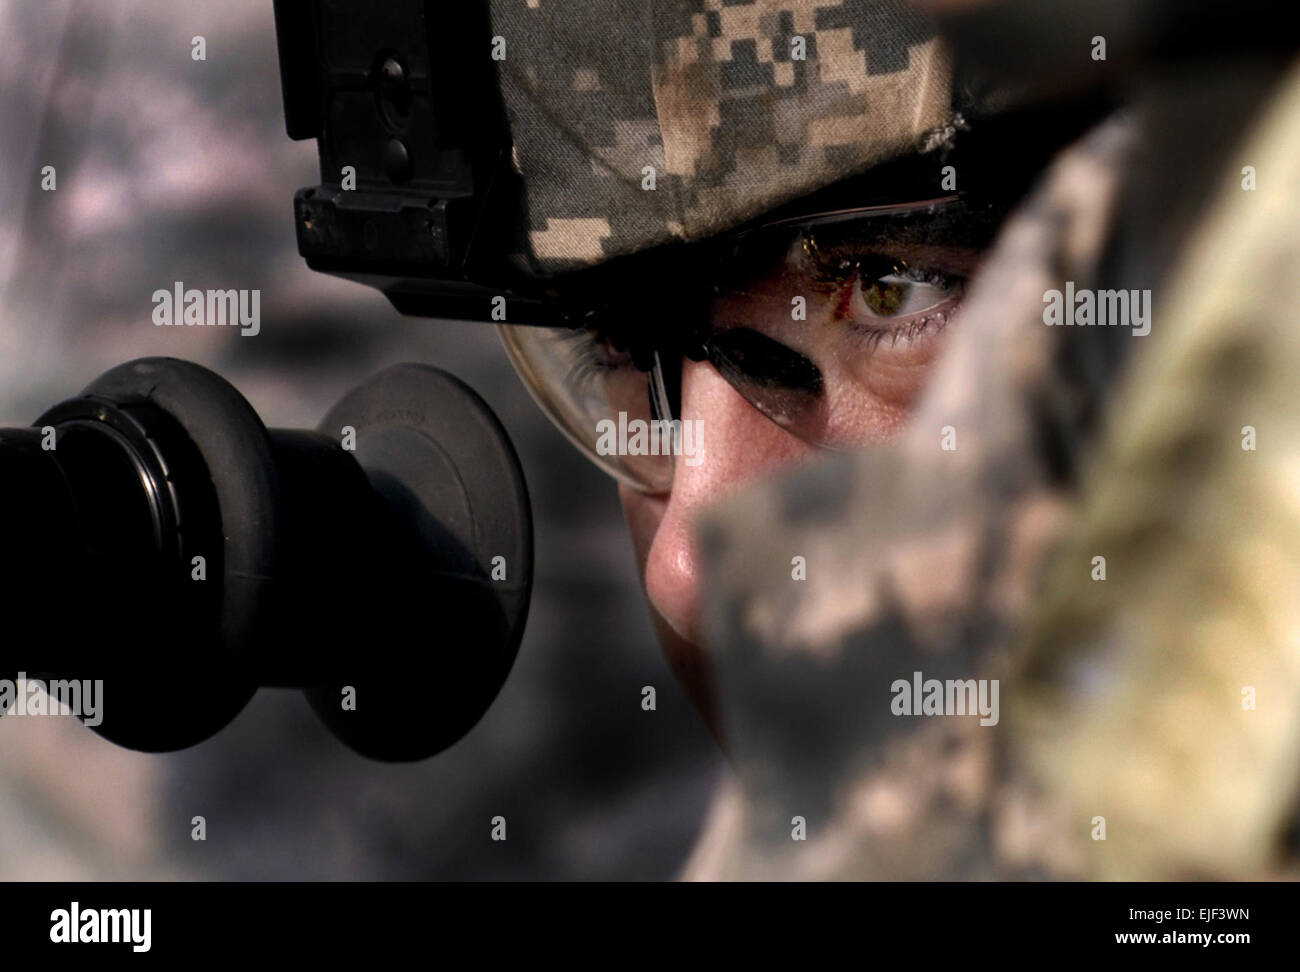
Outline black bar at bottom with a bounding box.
[0,880,1281,958]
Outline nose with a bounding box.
[642,358,818,646]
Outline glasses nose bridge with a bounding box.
[648,350,681,425]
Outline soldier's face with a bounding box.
[617,230,986,734]
[617,357,821,731]
[501,193,1001,735]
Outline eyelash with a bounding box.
[847,301,958,349]
[811,261,959,293]
[560,328,631,386]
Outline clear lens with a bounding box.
[703,196,984,448]
[500,196,1000,489]
[498,324,674,493]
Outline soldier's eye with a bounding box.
[858,269,961,320]
[563,329,636,387]
[860,277,908,316]
[844,266,963,352]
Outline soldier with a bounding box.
[2,0,1294,887]
[490,0,1107,735]
[485,0,1300,880]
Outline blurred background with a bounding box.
[0,0,721,879]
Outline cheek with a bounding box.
[850,319,954,408]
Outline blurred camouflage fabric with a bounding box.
[691,109,1132,880]
[690,5,1300,879]
[489,0,954,271]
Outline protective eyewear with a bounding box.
[500,192,1007,493]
